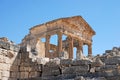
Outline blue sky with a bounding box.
[0,0,120,56]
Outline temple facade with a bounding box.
[21,16,95,59]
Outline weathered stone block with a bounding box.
[42,67,60,76]
[0,54,4,63]
[29,71,40,78]
[20,72,29,79]
[10,71,19,78]
[2,64,11,71]
[72,60,91,66]
[105,56,120,65]
[2,77,9,80]
[36,58,49,65]
[60,59,73,66]
[20,66,32,72]
[62,65,89,74]
[0,71,1,79]
[2,71,10,77]
[91,58,104,67]
[100,65,118,71]
[12,59,20,66]
[74,76,85,80]
[10,66,18,71]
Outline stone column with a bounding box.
[76,41,83,60]
[45,35,50,57]
[57,31,63,57]
[88,44,92,57]
[68,36,73,59]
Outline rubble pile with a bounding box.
[0,38,120,80]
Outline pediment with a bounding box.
[30,16,95,36]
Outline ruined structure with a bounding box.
[2,16,120,80]
[21,16,95,59]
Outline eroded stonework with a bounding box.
[2,16,120,80]
[21,16,95,60]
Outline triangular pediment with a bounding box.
[30,16,95,36]
[61,16,95,35]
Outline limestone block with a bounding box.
[0,63,3,70]
[20,62,30,67]
[45,61,60,68]
[106,76,120,80]
[10,71,19,78]
[60,59,73,66]
[20,66,31,72]
[50,58,60,65]
[2,71,10,77]
[10,66,18,71]
[72,60,91,66]
[100,56,106,63]
[95,67,101,72]
[2,64,11,71]
[8,77,17,80]
[74,76,85,80]
[42,69,60,77]
[30,65,41,72]
[36,58,49,65]
[116,51,120,56]
[91,58,104,67]
[12,59,20,66]
[0,48,2,55]
[90,67,95,73]
[20,72,29,79]
[100,65,118,71]
[104,70,114,77]
[3,57,11,64]
[6,51,14,59]
[105,50,112,53]
[0,41,10,50]
[13,45,20,52]
[105,56,120,65]
[0,71,1,79]
[1,77,9,80]
[0,55,4,63]
[29,71,40,78]
[62,65,89,74]
[112,47,119,52]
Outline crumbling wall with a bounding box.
[19,47,120,80]
[1,38,120,80]
[0,37,20,80]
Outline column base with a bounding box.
[88,54,92,57]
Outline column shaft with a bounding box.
[76,41,83,59]
[88,44,92,57]
[45,35,50,57]
[57,32,62,57]
[68,36,73,59]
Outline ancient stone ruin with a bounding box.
[0,16,120,80]
[21,16,95,60]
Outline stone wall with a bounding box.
[0,38,120,80]
[19,47,120,80]
[0,38,20,80]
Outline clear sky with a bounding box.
[0,0,120,56]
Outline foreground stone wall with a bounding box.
[19,47,120,80]
[0,38,20,80]
[0,38,120,80]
